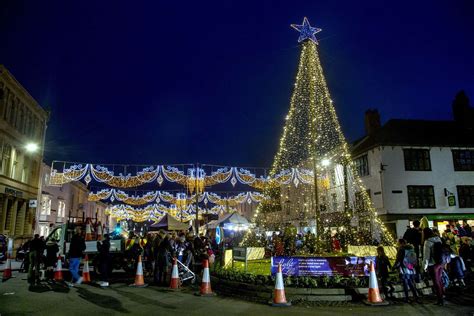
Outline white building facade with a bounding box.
[352,94,474,238]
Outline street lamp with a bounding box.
[25,142,39,153]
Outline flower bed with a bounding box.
[211,268,362,304]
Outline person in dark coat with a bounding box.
[153,231,173,285]
[376,246,394,298]
[45,239,59,280]
[97,234,111,287]
[403,220,422,268]
[68,226,86,286]
[28,234,43,285]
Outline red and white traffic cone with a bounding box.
[169,257,180,290]
[363,260,389,306]
[54,256,63,281]
[85,219,93,241]
[2,254,13,281]
[195,259,215,296]
[129,255,147,287]
[270,263,291,307]
[82,254,91,283]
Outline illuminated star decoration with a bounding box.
[291,17,322,44]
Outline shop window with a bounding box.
[452,150,474,171]
[404,149,431,171]
[354,154,369,176]
[407,185,435,208]
[457,186,474,208]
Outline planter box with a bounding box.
[211,276,351,303]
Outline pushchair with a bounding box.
[175,249,196,284]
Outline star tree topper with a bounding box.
[291,17,322,44]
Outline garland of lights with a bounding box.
[105,203,235,223]
[89,188,267,207]
[50,163,317,190]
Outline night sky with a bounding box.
[1,1,473,168]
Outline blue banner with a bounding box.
[271,256,376,277]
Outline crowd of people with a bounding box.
[376,220,474,305]
[125,230,218,286]
[10,224,224,288]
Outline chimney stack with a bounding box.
[364,109,381,135]
[452,90,474,128]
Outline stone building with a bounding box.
[0,65,48,247]
[38,163,112,237]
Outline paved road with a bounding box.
[0,272,473,316]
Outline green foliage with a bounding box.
[213,265,366,289]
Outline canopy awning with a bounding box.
[206,212,249,229]
[425,214,474,221]
[149,214,190,231]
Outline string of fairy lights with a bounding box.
[243,18,394,246]
[105,203,237,223]
[49,163,319,190]
[89,188,267,206]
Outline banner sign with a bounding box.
[271,256,376,277]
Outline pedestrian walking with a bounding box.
[97,234,111,287]
[376,246,394,298]
[153,231,173,285]
[403,220,422,270]
[423,228,446,306]
[394,239,421,303]
[27,234,43,285]
[67,226,86,286]
[45,238,59,280]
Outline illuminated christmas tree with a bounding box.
[247,18,394,248]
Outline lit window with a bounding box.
[58,200,66,218]
[41,196,51,215]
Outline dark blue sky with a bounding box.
[1,1,473,168]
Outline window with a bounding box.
[39,224,49,237]
[21,156,29,183]
[452,150,474,171]
[46,226,62,242]
[354,155,369,176]
[457,186,474,208]
[11,161,17,179]
[58,200,66,218]
[1,144,11,176]
[41,196,51,215]
[404,149,431,171]
[407,185,435,208]
[355,190,371,212]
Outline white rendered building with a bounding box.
[351,92,474,238]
